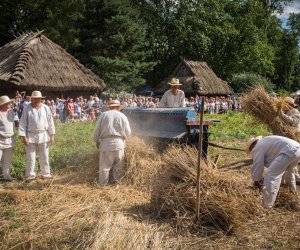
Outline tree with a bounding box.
[274,13,300,91]
[0,0,84,50]
[75,0,156,92]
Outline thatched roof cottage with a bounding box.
[0,31,105,98]
[156,59,233,96]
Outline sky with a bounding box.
[276,1,300,28]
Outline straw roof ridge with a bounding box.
[181,59,233,96]
[0,31,105,91]
[155,59,233,96]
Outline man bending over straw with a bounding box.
[247,135,300,208]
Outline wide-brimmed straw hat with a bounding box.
[246,136,263,154]
[168,78,182,86]
[284,97,297,107]
[31,91,45,99]
[109,100,124,109]
[0,96,12,106]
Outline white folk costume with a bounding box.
[19,103,55,179]
[281,97,300,183]
[0,109,15,180]
[281,108,300,131]
[159,89,186,108]
[159,78,186,108]
[93,106,131,186]
[250,135,300,208]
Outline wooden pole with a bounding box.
[196,97,204,221]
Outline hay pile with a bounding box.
[241,85,300,141]
[151,145,263,235]
[123,136,162,190]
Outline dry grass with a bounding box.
[1,136,300,249]
[241,85,300,141]
[122,136,162,190]
[150,145,263,235]
[88,213,167,250]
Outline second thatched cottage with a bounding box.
[156,59,233,97]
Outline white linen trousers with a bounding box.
[25,142,51,178]
[263,151,300,208]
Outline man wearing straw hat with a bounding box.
[93,99,131,187]
[281,97,300,131]
[159,78,186,108]
[19,91,55,182]
[0,96,16,181]
[246,135,300,208]
[280,96,300,184]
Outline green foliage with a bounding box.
[0,0,84,50]
[0,0,299,93]
[274,13,300,91]
[229,72,274,94]
[75,0,156,92]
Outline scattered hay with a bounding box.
[0,189,25,203]
[241,85,300,141]
[88,213,168,250]
[0,181,152,249]
[151,145,263,235]
[275,188,300,211]
[123,136,162,190]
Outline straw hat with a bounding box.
[109,100,122,107]
[284,97,297,107]
[168,78,182,86]
[31,91,45,98]
[246,136,263,154]
[0,96,12,106]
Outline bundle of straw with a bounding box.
[151,145,263,235]
[241,85,300,141]
[123,136,162,190]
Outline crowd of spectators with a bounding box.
[10,90,243,125]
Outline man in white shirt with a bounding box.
[93,100,131,187]
[281,97,300,130]
[19,91,55,182]
[0,96,15,181]
[159,78,186,108]
[247,135,300,208]
[280,96,300,184]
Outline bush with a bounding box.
[229,72,274,94]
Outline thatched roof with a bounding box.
[0,31,105,92]
[156,60,233,96]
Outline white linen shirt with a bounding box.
[19,104,55,144]
[251,135,300,182]
[93,110,131,152]
[281,108,300,131]
[159,89,186,108]
[0,109,15,149]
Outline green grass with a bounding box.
[4,121,97,178]
[206,111,270,141]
